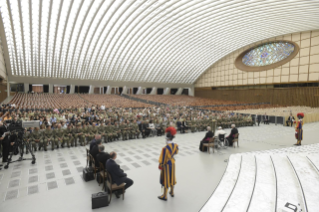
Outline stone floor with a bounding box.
[0,122,318,212]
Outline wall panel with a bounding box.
[195,87,319,107]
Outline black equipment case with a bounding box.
[92,192,109,209]
[83,167,94,182]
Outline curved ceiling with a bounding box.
[0,0,319,84]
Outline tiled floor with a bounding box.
[0,122,318,212]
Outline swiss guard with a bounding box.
[158,126,179,201]
[294,113,304,146]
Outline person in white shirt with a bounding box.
[149,120,156,136]
[214,126,226,140]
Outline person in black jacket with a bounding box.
[96,145,110,168]
[286,114,295,127]
[226,124,238,146]
[263,113,269,125]
[105,152,133,197]
[90,139,102,167]
[199,126,214,152]
[257,114,261,126]
[1,121,10,163]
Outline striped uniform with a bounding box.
[158,142,179,199]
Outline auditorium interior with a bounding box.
[0,1,319,212]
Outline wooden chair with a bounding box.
[98,162,108,187]
[105,170,125,202]
[203,137,215,154]
[232,133,239,148]
[89,154,99,179]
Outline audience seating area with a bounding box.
[9,93,87,109]
[80,94,152,108]
[129,95,238,107]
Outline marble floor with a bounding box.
[0,122,319,212]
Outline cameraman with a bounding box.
[1,121,10,163]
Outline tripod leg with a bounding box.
[4,144,17,169]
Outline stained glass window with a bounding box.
[242,42,295,67]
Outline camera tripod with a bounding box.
[4,135,36,169]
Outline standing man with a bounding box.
[158,126,179,201]
[294,113,304,146]
[263,113,269,125]
[286,113,295,127]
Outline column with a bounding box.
[136,86,143,95]
[7,82,10,97]
[106,86,111,94]
[122,86,128,95]
[89,85,94,94]
[70,84,75,94]
[175,88,183,95]
[49,84,53,93]
[163,87,171,95]
[188,87,194,96]
[24,83,29,93]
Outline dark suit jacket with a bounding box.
[90,145,100,165]
[96,152,110,166]
[105,159,127,185]
[203,131,214,141]
[263,115,269,120]
[257,115,261,122]
[89,139,97,151]
[229,128,238,139]
[288,116,295,121]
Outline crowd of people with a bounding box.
[0,101,255,162]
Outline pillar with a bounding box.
[70,84,75,94]
[136,86,143,95]
[175,88,183,95]
[89,85,94,94]
[122,86,128,95]
[163,87,171,95]
[150,87,157,95]
[7,82,10,97]
[49,84,53,93]
[24,83,29,93]
[106,86,111,94]
[188,87,194,96]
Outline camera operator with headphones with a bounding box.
[0,121,11,169]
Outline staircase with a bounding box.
[201,144,319,212]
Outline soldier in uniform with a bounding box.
[113,122,121,140]
[54,124,65,149]
[43,125,54,151]
[31,127,43,152]
[98,122,107,143]
[120,122,128,141]
[106,122,114,142]
[73,123,85,146]
[63,124,73,148]
[83,122,91,143]
[90,122,98,143]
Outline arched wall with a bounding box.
[195,30,319,87]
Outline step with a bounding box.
[288,155,319,212]
[200,154,242,212]
[223,155,256,212]
[248,155,276,212]
[271,155,306,212]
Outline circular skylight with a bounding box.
[242,42,295,67]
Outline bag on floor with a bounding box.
[92,192,109,209]
[83,167,94,182]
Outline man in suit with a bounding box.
[90,139,102,167]
[226,124,238,147]
[199,126,214,152]
[257,114,261,126]
[105,152,134,197]
[96,145,110,168]
[286,114,295,127]
[263,113,269,125]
